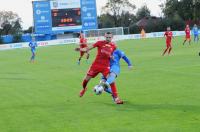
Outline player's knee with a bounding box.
[110,72,117,78]
[84,75,91,81]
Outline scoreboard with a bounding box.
[51,8,81,27]
[32,0,97,34]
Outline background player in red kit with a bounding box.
[183,24,191,45]
[162,27,173,56]
[77,32,123,104]
[77,31,89,65]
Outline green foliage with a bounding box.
[136,4,151,20]
[161,0,200,21]
[0,11,22,35]
[23,26,33,34]
[98,14,115,28]
[102,0,135,27]
[129,15,185,34]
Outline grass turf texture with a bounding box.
[0,37,200,132]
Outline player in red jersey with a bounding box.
[77,32,123,104]
[77,32,89,65]
[162,27,173,56]
[183,24,191,45]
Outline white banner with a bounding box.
[0,30,191,51]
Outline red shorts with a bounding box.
[166,41,171,48]
[87,64,110,78]
[185,35,191,40]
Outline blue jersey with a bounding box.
[110,49,131,66]
[110,49,132,75]
[110,49,125,66]
[29,41,37,51]
[193,27,199,35]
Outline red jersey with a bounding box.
[92,40,116,67]
[80,38,87,48]
[164,31,173,43]
[185,28,190,36]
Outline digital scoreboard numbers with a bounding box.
[51,8,81,27]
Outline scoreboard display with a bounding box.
[51,8,81,27]
[33,0,97,34]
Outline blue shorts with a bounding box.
[110,64,120,76]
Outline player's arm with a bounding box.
[75,44,95,52]
[122,55,132,66]
[29,42,31,47]
[75,41,99,52]
[164,32,167,38]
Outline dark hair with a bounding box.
[106,32,112,34]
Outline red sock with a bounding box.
[110,83,118,98]
[82,79,88,89]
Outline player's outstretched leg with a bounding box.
[99,77,112,94]
[79,76,91,97]
[106,72,116,85]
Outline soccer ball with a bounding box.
[93,85,104,95]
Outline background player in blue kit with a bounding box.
[29,39,37,63]
[192,24,199,43]
[100,49,132,94]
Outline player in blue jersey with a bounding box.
[192,24,199,43]
[29,39,37,63]
[100,49,132,98]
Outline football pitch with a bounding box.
[0,37,200,132]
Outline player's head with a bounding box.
[105,32,113,42]
[186,24,189,28]
[167,27,171,31]
[194,24,197,27]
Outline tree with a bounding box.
[102,0,136,27]
[98,14,115,28]
[136,4,151,20]
[120,11,136,27]
[0,11,22,35]
[24,26,34,34]
[160,0,200,21]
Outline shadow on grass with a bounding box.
[102,101,200,113]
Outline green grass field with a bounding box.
[0,37,200,132]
